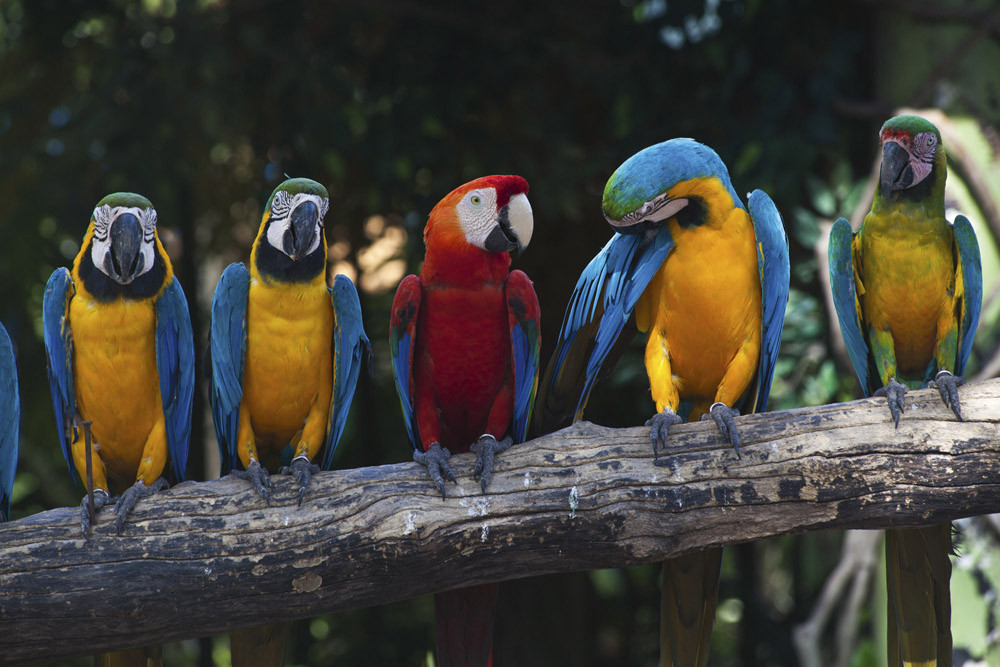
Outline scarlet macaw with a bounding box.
[43,192,194,537]
[209,177,369,666]
[829,115,981,667]
[536,139,789,666]
[0,322,18,521]
[390,175,539,666]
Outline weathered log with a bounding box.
[2,380,1000,663]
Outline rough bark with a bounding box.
[2,381,1000,663]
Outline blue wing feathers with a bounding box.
[322,274,371,470]
[828,217,873,395]
[209,262,250,475]
[953,215,982,376]
[390,275,422,450]
[506,271,540,444]
[42,268,76,478]
[0,323,19,521]
[747,190,790,412]
[155,277,195,481]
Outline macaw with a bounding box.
[209,177,370,667]
[43,192,194,537]
[0,322,19,521]
[389,175,540,666]
[829,114,981,667]
[535,139,789,666]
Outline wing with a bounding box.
[42,268,77,479]
[0,323,19,521]
[155,277,195,481]
[828,217,874,396]
[209,262,250,475]
[321,274,372,470]
[389,275,422,450]
[952,215,982,376]
[747,190,790,413]
[535,225,674,432]
[505,270,541,444]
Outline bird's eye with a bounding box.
[471,195,482,206]
[927,136,935,146]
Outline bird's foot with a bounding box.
[80,488,111,538]
[233,459,273,505]
[413,442,456,499]
[279,456,321,506]
[471,434,513,493]
[874,377,908,428]
[700,402,742,458]
[645,408,683,459]
[114,478,169,535]
[929,370,965,421]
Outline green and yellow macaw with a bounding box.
[536,139,789,666]
[828,114,982,667]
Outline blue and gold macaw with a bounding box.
[0,321,19,522]
[43,192,194,537]
[829,114,982,667]
[209,177,369,667]
[536,139,789,666]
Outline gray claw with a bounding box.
[114,478,169,535]
[279,457,321,506]
[645,408,683,459]
[80,489,111,538]
[414,442,456,499]
[874,378,908,428]
[233,459,273,505]
[929,370,965,421]
[701,402,742,457]
[471,434,513,493]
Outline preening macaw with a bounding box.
[829,115,981,667]
[535,139,789,666]
[210,177,370,504]
[389,175,540,666]
[0,322,19,522]
[43,193,194,537]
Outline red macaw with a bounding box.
[390,175,540,666]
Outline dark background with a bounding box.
[3,0,1000,665]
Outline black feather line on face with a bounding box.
[674,196,708,228]
[78,239,167,301]
[255,226,326,283]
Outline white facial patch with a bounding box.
[608,191,689,228]
[90,205,158,280]
[265,190,330,258]
[456,188,500,249]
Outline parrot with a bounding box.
[389,174,540,666]
[209,177,370,667]
[828,114,982,667]
[43,192,194,538]
[0,321,19,522]
[535,139,789,667]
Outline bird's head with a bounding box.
[602,138,742,235]
[426,175,533,256]
[254,178,330,282]
[877,115,944,199]
[88,192,160,286]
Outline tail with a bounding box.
[434,583,499,667]
[94,647,162,667]
[660,548,723,667]
[231,622,290,667]
[886,524,952,667]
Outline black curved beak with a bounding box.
[105,213,144,284]
[880,141,913,197]
[283,201,319,260]
[484,204,520,254]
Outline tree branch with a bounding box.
[3,381,1000,663]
